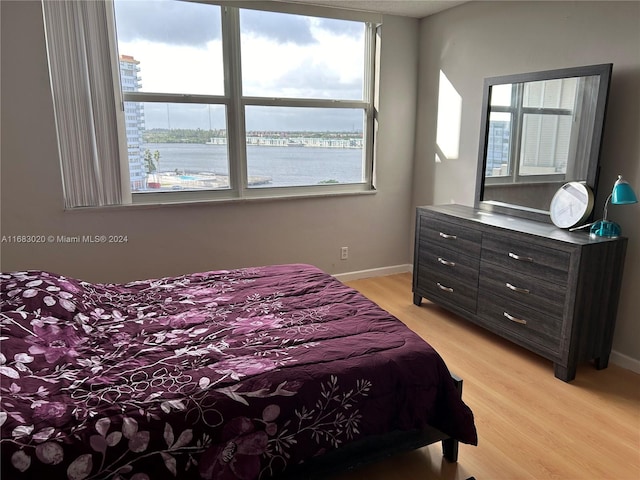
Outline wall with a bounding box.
[413,1,640,365]
[0,1,419,283]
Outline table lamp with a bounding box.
[590,175,638,238]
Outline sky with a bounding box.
[114,0,367,132]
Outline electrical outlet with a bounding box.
[340,246,349,260]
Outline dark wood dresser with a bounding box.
[412,204,628,382]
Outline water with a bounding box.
[144,143,364,187]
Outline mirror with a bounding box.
[475,64,612,223]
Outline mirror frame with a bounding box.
[474,63,613,223]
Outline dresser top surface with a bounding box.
[418,204,626,246]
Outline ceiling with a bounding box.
[281,0,469,18]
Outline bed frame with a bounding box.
[275,374,463,479]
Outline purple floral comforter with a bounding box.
[0,264,476,480]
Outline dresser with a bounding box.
[412,204,628,382]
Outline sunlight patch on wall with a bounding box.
[435,70,462,163]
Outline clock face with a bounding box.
[550,182,594,229]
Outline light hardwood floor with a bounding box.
[333,273,640,480]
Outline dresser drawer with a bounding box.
[420,216,482,257]
[419,243,480,285]
[481,234,570,284]
[477,294,563,354]
[416,270,478,313]
[479,261,566,316]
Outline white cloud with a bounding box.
[241,28,364,99]
[119,39,224,95]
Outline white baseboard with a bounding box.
[610,350,640,374]
[333,264,412,282]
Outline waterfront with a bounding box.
[138,143,364,190]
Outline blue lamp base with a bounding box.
[589,220,621,238]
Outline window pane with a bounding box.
[523,78,578,109]
[519,114,571,176]
[485,112,511,177]
[114,0,223,95]
[245,107,365,187]
[240,10,365,100]
[490,84,513,107]
[125,103,230,193]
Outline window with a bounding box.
[112,0,378,202]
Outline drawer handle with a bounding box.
[436,282,454,293]
[505,282,530,294]
[439,232,457,240]
[508,252,534,263]
[504,311,527,325]
[437,257,456,267]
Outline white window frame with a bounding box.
[110,0,381,205]
[486,80,578,186]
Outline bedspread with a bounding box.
[0,264,476,479]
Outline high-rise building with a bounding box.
[119,55,146,191]
[485,120,511,177]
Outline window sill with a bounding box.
[64,185,377,212]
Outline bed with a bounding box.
[0,264,477,479]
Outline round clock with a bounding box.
[550,182,594,229]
